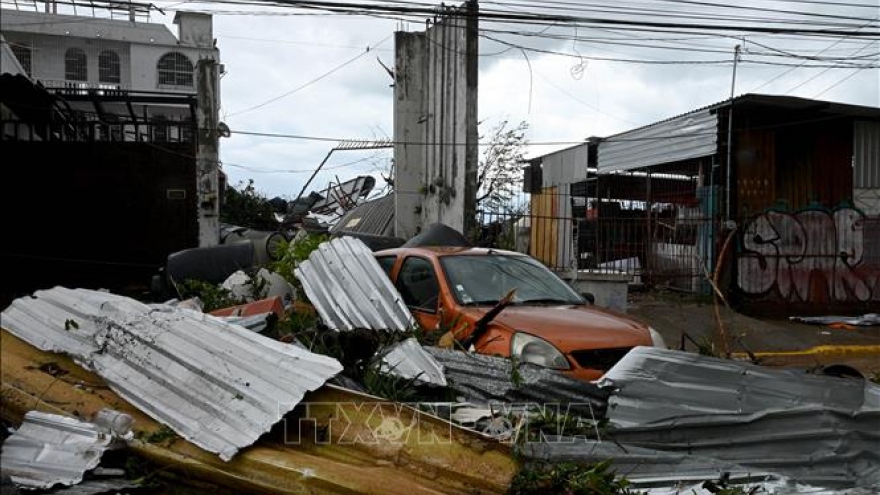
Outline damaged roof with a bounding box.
[0,287,343,461]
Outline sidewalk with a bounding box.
[626,290,880,377]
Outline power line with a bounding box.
[226,33,392,117]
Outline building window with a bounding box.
[65,48,88,81]
[157,52,193,87]
[98,50,121,83]
[11,45,32,76]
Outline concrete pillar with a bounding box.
[196,58,220,246]
[393,31,427,240]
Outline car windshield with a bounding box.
[440,253,585,306]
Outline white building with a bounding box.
[1,0,222,246]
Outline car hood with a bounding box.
[460,304,652,352]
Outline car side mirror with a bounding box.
[581,292,595,305]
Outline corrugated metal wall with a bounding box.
[598,110,718,173]
[854,120,880,188]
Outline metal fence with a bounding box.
[473,165,716,292]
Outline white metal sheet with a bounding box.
[0,411,115,489]
[295,236,415,331]
[0,287,343,461]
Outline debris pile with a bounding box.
[1,233,878,494]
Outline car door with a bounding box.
[394,256,441,331]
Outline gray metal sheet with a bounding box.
[379,338,447,387]
[524,438,779,490]
[540,144,589,187]
[332,194,396,237]
[295,236,415,331]
[0,287,343,461]
[854,120,880,188]
[0,411,115,489]
[598,346,880,426]
[609,407,880,489]
[424,347,608,418]
[527,436,875,494]
[598,109,717,173]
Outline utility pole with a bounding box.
[725,44,741,223]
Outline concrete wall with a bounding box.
[393,1,478,238]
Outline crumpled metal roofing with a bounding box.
[0,411,117,489]
[598,346,880,426]
[379,338,447,386]
[581,347,880,491]
[425,347,608,418]
[294,237,448,387]
[608,407,880,489]
[295,236,414,331]
[1,287,343,461]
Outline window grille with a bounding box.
[11,45,32,76]
[65,48,88,81]
[157,52,193,87]
[99,50,121,83]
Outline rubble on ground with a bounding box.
[2,234,878,494]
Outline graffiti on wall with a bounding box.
[737,206,880,303]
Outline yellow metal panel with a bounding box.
[529,187,559,267]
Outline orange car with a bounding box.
[374,246,665,382]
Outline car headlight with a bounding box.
[511,332,570,370]
[648,326,667,349]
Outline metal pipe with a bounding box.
[725,44,741,221]
[294,148,336,205]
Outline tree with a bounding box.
[477,119,529,213]
[220,179,283,230]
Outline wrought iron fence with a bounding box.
[473,166,718,293]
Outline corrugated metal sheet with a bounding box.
[0,411,116,489]
[854,120,880,188]
[424,347,608,418]
[331,193,396,237]
[611,407,880,489]
[379,338,447,386]
[524,438,779,490]
[295,236,415,331]
[598,346,879,426]
[541,144,590,187]
[598,109,718,173]
[0,287,343,461]
[526,439,874,494]
[48,479,140,495]
[526,347,880,491]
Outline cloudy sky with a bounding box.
[150,0,878,200]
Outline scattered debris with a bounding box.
[790,313,880,327]
[378,338,447,387]
[1,287,343,461]
[425,347,608,419]
[0,410,129,490]
[220,268,294,305]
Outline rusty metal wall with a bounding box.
[736,118,854,218]
[735,205,880,315]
